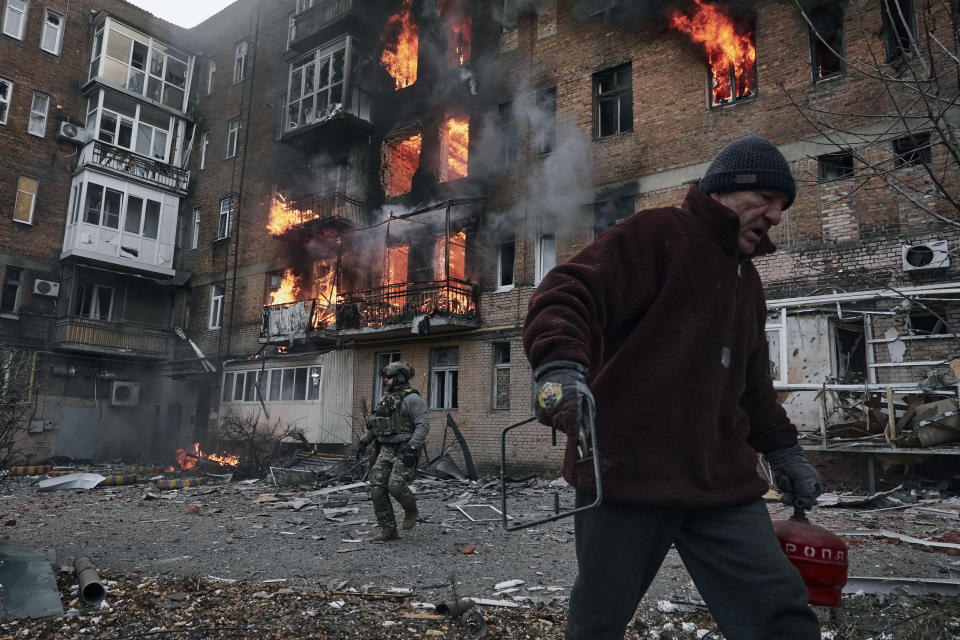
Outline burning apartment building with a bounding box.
[1,0,958,487]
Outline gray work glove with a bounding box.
[533,361,596,455]
[354,436,372,462]
[401,446,418,468]
[765,444,822,509]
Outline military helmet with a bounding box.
[381,360,414,382]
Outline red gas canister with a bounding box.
[772,507,848,607]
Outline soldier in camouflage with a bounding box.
[354,361,430,541]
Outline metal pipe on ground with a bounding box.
[74,556,106,606]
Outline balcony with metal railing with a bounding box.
[336,279,480,338]
[54,316,172,359]
[290,0,380,53]
[82,140,190,194]
[271,191,368,237]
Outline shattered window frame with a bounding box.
[0,76,11,125]
[496,239,515,291]
[226,117,240,158]
[881,0,916,62]
[13,175,38,225]
[207,57,216,95]
[285,39,348,132]
[200,131,209,169]
[0,266,23,315]
[492,341,510,410]
[908,306,949,336]
[429,346,459,410]
[191,208,200,250]
[535,217,556,285]
[817,151,854,181]
[501,0,518,33]
[2,0,27,40]
[593,63,632,139]
[809,7,844,82]
[28,91,49,137]
[892,132,931,168]
[234,40,248,84]
[829,317,868,385]
[40,8,64,56]
[217,196,234,240]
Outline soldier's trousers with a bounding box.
[369,444,417,529]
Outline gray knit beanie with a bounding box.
[699,135,796,209]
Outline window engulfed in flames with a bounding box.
[267,194,316,236]
[442,116,469,181]
[670,0,756,107]
[381,0,418,90]
[311,259,337,329]
[384,133,422,196]
[438,0,471,68]
[387,245,409,286]
[269,269,301,306]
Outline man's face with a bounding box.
[384,375,395,387]
[710,189,788,255]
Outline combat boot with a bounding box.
[373,526,398,541]
[401,506,418,530]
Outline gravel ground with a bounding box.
[1,465,960,638]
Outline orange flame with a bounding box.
[175,442,239,470]
[670,0,755,106]
[387,245,409,286]
[311,259,338,329]
[268,194,318,236]
[433,231,466,280]
[438,0,471,68]
[381,0,418,90]
[443,116,469,181]
[386,133,422,196]
[270,269,301,305]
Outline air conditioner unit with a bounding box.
[902,240,950,272]
[32,279,60,297]
[110,381,140,406]
[58,121,89,144]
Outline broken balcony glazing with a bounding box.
[336,278,479,333]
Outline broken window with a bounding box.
[226,117,240,158]
[593,194,634,238]
[908,306,949,336]
[594,63,632,138]
[207,57,216,95]
[441,115,469,182]
[438,0,471,68]
[892,132,930,167]
[191,208,200,249]
[534,87,557,155]
[499,101,516,167]
[0,77,11,124]
[217,196,234,240]
[831,319,867,384]
[41,8,64,56]
[74,283,115,320]
[497,240,515,290]
[387,245,409,286]
[501,0,518,33]
[882,0,915,62]
[286,42,347,131]
[818,151,854,181]
[383,132,421,196]
[0,266,22,315]
[381,0,418,90]
[809,5,844,81]
[234,40,248,83]
[430,347,459,410]
[28,92,49,137]
[493,342,511,409]
[374,352,401,400]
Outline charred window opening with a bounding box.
[535,218,556,284]
[908,306,949,336]
[286,44,345,132]
[882,0,915,62]
[809,5,844,81]
[534,87,557,155]
[438,0,471,68]
[493,342,511,410]
[832,319,867,384]
[383,132,422,196]
[1,266,22,315]
[817,151,854,180]
[893,132,931,167]
[594,63,632,138]
[501,0,518,33]
[497,240,515,290]
[593,194,635,238]
[381,0,418,90]
[499,101,516,167]
[441,115,469,182]
[670,1,756,108]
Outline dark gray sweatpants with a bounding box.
[565,494,820,640]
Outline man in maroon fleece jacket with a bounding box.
[523,135,822,639]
